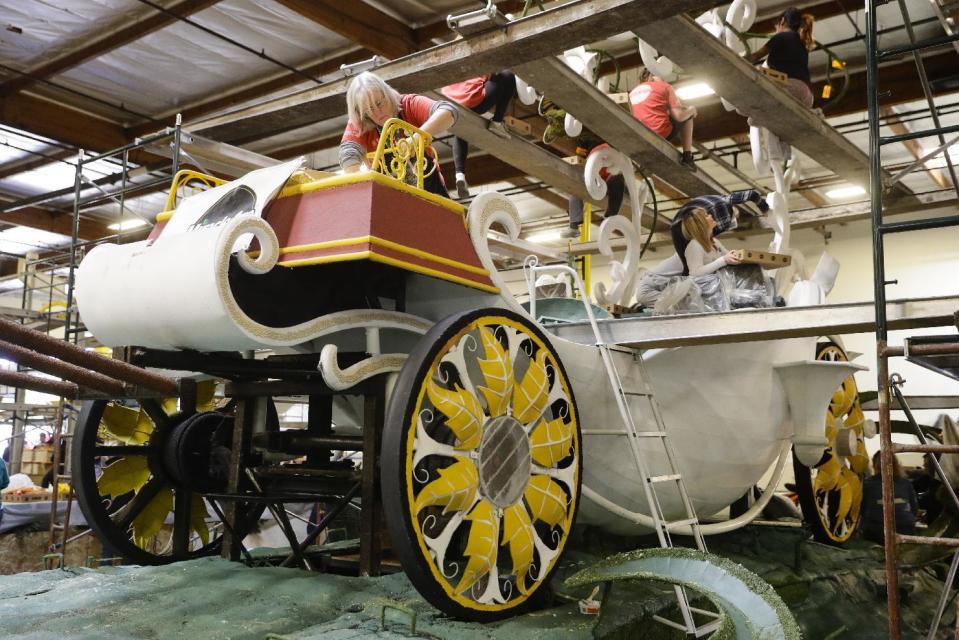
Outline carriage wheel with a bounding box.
[382,308,581,622]
[73,381,277,565]
[793,340,869,544]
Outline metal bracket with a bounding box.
[339,55,388,78]
[447,1,509,35]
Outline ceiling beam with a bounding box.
[0,0,222,97]
[275,0,417,59]
[1,94,129,153]
[0,149,75,181]
[880,104,952,190]
[635,15,914,203]
[0,204,111,241]
[190,0,719,143]
[514,56,726,197]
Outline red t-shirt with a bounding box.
[341,93,438,153]
[629,80,679,138]
[441,76,489,109]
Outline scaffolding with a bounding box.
[866,0,959,637]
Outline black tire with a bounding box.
[382,308,581,622]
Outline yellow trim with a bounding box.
[276,235,489,277]
[276,171,465,217]
[404,315,580,612]
[277,249,499,294]
[155,210,173,223]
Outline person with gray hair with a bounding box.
[339,71,458,198]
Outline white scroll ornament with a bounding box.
[466,192,525,316]
[636,38,678,83]
[560,46,599,137]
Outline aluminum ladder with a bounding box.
[525,259,718,636]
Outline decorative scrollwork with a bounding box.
[367,118,436,190]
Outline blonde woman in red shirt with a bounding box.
[339,72,458,198]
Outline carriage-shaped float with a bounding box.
[71,119,867,623]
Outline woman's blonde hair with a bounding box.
[681,208,716,252]
[346,71,401,133]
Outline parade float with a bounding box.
[70,118,862,629]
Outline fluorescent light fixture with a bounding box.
[824,185,866,199]
[0,226,71,255]
[675,82,715,101]
[108,218,149,231]
[526,229,563,243]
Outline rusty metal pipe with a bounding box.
[892,443,959,454]
[898,534,959,548]
[906,342,959,356]
[0,316,178,396]
[0,370,78,398]
[0,338,126,396]
[877,343,902,637]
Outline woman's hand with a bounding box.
[723,251,742,265]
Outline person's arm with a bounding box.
[686,241,735,276]
[666,85,697,122]
[338,124,368,173]
[746,41,770,64]
[726,188,770,213]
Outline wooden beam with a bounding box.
[190,0,719,143]
[1,94,128,153]
[514,56,727,197]
[0,205,111,241]
[275,0,417,59]
[880,105,951,189]
[634,15,915,203]
[508,178,569,210]
[0,0,222,97]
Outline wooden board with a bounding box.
[732,248,792,268]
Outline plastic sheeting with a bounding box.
[648,265,776,315]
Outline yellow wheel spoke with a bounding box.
[502,504,536,594]
[512,349,549,424]
[524,475,569,530]
[477,327,513,418]
[132,487,173,549]
[102,404,154,444]
[414,457,479,516]
[455,501,499,595]
[529,416,572,468]
[196,380,218,413]
[97,456,150,498]
[427,379,483,450]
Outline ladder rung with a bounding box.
[648,473,682,483]
[581,429,627,436]
[620,390,652,397]
[663,518,699,529]
[634,431,667,438]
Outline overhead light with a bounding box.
[108,218,149,231]
[675,82,715,101]
[526,229,563,243]
[0,226,71,255]
[824,185,866,199]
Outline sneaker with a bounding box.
[560,226,580,239]
[455,173,469,200]
[679,151,696,171]
[487,120,511,139]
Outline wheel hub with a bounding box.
[476,415,531,508]
[163,411,232,492]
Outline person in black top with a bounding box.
[861,452,919,544]
[747,7,816,108]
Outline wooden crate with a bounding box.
[732,248,792,269]
[2,489,50,503]
[21,446,52,464]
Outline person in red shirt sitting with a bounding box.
[629,68,698,170]
[339,72,458,198]
[441,70,516,200]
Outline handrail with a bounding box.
[367,118,435,191]
[163,169,227,212]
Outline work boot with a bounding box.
[679,151,697,170]
[487,120,511,139]
[560,226,580,239]
[455,172,469,200]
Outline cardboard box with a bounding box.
[732,249,792,269]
